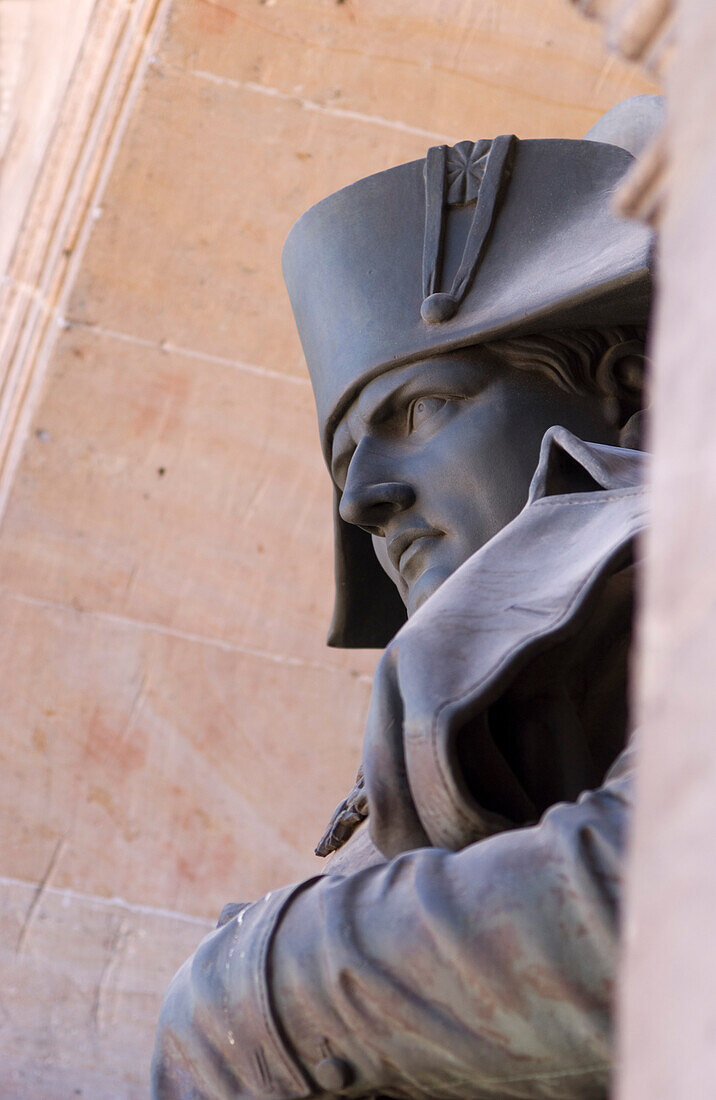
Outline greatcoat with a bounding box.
[152,427,647,1100]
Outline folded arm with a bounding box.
[152,750,632,1100]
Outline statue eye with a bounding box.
[408,396,447,432]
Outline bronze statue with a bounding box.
[152,97,660,1099]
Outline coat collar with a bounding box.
[363,429,649,857]
[528,425,646,502]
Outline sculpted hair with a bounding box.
[486,326,647,418]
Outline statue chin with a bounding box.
[371,532,456,618]
[407,566,450,617]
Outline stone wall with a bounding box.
[618,0,716,1095]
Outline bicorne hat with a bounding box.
[283,97,659,648]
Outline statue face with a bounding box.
[331,346,621,616]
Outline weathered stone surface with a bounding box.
[67,63,437,374]
[0,0,96,278]
[0,326,374,670]
[0,591,368,914]
[0,878,211,1098]
[163,0,656,140]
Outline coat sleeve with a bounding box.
[151,746,633,1100]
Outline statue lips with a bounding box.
[388,526,443,582]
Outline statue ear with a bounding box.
[619,409,646,450]
[595,339,646,429]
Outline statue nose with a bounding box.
[339,481,416,533]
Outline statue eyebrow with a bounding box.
[353,364,434,425]
[356,363,471,426]
[330,357,481,480]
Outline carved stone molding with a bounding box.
[0,2,32,163]
[570,0,675,226]
[0,0,171,518]
[614,123,670,224]
[571,0,676,75]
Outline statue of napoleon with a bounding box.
[152,95,663,1099]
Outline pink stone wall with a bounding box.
[618,0,716,1094]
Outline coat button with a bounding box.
[314,1056,354,1092]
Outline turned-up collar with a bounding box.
[362,427,649,858]
[528,425,646,503]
